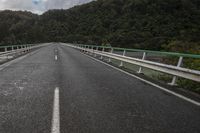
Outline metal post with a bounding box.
[11,46,14,51]
[137,52,146,73]
[84,45,86,53]
[83,45,84,52]
[16,46,19,55]
[94,47,98,57]
[86,46,89,54]
[5,47,8,59]
[26,45,28,51]
[23,46,25,52]
[20,46,23,54]
[4,47,7,52]
[169,56,183,86]
[21,45,24,54]
[25,45,27,52]
[89,46,91,54]
[91,46,94,55]
[108,48,113,63]
[100,47,104,59]
[85,46,87,53]
[119,50,126,67]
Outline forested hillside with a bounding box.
[0,0,200,53]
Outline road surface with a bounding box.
[0,43,199,133]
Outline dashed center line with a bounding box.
[54,48,58,61]
[55,55,58,61]
[51,87,60,133]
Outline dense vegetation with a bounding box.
[0,0,199,92]
[0,0,200,53]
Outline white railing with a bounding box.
[63,43,200,84]
[0,43,46,62]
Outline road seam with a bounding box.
[81,52,200,106]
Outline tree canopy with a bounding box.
[0,0,200,53]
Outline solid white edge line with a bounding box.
[81,52,200,107]
[51,87,60,133]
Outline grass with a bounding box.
[101,55,199,92]
[104,58,171,83]
[94,52,200,94]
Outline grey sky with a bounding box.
[0,0,94,14]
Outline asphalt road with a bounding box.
[0,43,199,133]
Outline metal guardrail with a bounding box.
[0,44,46,62]
[63,43,200,85]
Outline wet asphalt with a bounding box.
[0,43,199,133]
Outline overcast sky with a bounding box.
[0,0,94,14]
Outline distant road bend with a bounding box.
[0,43,199,133]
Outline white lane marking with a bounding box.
[82,53,200,106]
[51,87,60,133]
[55,55,58,61]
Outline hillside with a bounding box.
[0,0,200,52]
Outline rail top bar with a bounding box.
[66,43,200,83]
[0,44,38,49]
[75,44,200,59]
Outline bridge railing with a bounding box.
[0,43,46,62]
[64,43,200,85]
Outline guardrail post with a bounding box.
[119,50,126,67]
[108,48,113,63]
[23,45,25,53]
[91,46,94,55]
[80,45,83,52]
[85,46,88,53]
[27,45,29,52]
[4,47,7,52]
[94,47,98,57]
[100,47,104,59]
[81,45,83,52]
[86,46,89,54]
[25,45,27,52]
[87,46,89,53]
[83,45,86,53]
[11,46,14,51]
[20,45,22,53]
[169,56,183,86]
[23,45,26,53]
[28,45,31,51]
[83,46,85,52]
[89,46,91,54]
[137,52,146,73]
[28,45,30,51]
